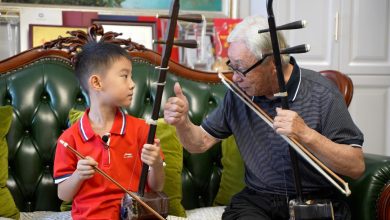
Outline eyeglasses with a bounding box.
[226,55,269,77]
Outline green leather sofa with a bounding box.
[0,26,389,220]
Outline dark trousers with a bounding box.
[222,187,351,220]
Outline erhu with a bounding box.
[218,0,350,219]
[263,1,335,219]
[121,0,202,219]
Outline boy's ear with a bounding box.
[89,74,102,91]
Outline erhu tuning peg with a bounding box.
[261,44,310,59]
[258,20,307,33]
[280,44,310,55]
[156,13,203,23]
[153,39,198,48]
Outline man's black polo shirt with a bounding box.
[201,57,364,195]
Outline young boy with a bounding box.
[53,42,165,219]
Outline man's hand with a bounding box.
[75,156,98,180]
[273,107,314,143]
[141,138,163,169]
[164,82,189,127]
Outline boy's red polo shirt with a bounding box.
[54,108,161,220]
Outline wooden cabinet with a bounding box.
[339,0,390,75]
[273,0,340,71]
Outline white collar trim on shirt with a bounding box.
[291,67,302,102]
[250,67,302,102]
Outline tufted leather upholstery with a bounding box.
[0,39,389,219]
[0,58,87,211]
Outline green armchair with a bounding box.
[0,26,389,219]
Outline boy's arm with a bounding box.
[58,171,84,201]
[58,156,98,201]
[148,160,165,192]
[142,139,165,192]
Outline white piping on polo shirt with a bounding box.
[120,109,126,135]
[251,67,302,102]
[291,68,302,102]
[80,114,88,141]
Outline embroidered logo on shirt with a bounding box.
[123,153,133,158]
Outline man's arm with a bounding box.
[274,108,365,179]
[302,129,364,179]
[164,82,219,153]
[174,117,219,153]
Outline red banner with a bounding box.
[213,18,242,58]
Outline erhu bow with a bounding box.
[219,0,349,219]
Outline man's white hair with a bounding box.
[227,16,290,65]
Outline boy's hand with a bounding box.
[75,156,98,180]
[141,138,163,169]
[164,82,189,127]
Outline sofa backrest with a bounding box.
[0,26,231,212]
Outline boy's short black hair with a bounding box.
[74,42,131,93]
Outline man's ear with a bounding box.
[268,56,276,66]
[89,74,102,91]
[268,57,276,71]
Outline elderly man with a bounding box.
[164,16,364,220]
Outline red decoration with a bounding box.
[213,18,242,58]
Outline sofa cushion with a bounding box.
[0,105,20,219]
[213,135,245,206]
[0,188,20,220]
[68,108,84,126]
[0,105,12,187]
[185,206,225,220]
[155,118,186,217]
[66,109,186,217]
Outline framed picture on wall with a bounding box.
[120,0,231,17]
[92,20,157,51]
[29,24,87,48]
[3,0,232,18]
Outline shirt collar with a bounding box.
[285,56,301,102]
[79,108,127,142]
[253,56,301,103]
